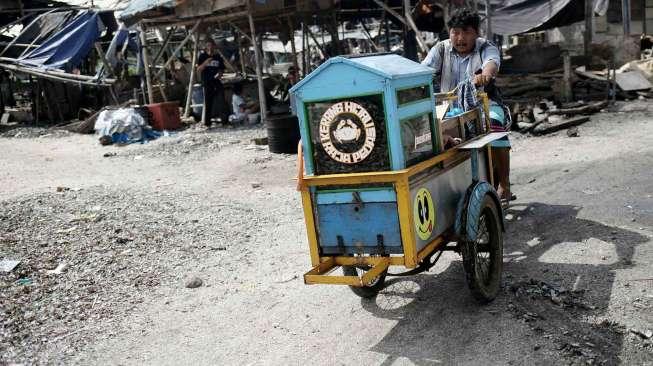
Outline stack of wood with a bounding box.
[515,100,608,135]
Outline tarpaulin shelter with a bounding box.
[17,11,103,72]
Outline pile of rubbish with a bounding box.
[94,107,160,145]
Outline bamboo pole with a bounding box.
[305,24,327,58]
[584,0,593,68]
[402,0,428,55]
[360,20,380,52]
[287,17,299,74]
[372,0,428,54]
[236,32,247,75]
[94,42,116,77]
[0,9,56,57]
[152,27,175,65]
[0,63,113,86]
[485,0,492,39]
[153,20,202,80]
[247,1,267,124]
[184,33,199,118]
[139,25,154,104]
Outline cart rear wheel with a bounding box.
[462,195,503,303]
[342,265,387,298]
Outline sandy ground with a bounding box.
[1,102,652,365]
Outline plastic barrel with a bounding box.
[266,114,300,154]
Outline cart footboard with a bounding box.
[304,257,390,287]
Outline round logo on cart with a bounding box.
[319,101,376,164]
[414,188,435,240]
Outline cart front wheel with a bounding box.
[462,194,503,303]
[342,265,387,298]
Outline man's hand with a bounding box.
[473,73,493,87]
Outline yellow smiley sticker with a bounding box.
[414,188,435,240]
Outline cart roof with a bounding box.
[290,54,434,93]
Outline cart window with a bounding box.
[396,85,430,105]
[401,113,435,166]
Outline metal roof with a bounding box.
[290,54,433,93]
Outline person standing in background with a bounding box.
[196,38,227,128]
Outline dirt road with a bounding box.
[1,102,652,365]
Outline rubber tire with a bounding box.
[461,194,503,304]
[342,265,388,299]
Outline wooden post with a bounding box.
[485,0,493,40]
[287,17,299,73]
[360,21,380,52]
[154,20,202,80]
[301,22,307,75]
[403,0,428,55]
[562,51,572,102]
[94,42,116,77]
[372,0,428,54]
[328,13,341,56]
[139,25,154,105]
[305,24,327,58]
[247,2,267,124]
[584,0,593,68]
[643,0,647,35]
[184,32,199,118]
[236,32,247,75]
[384,18,391,51]
[152,27,175,65]
[622,0,631,35]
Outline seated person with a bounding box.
[229,82,260,124]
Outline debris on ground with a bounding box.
[185,276,203,289]
[508,279,596,310]
[0,186,264,362]
[629,328,653,340]
[0,259,21,272]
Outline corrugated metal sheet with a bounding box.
[119,0,176,20]
[58,0,131,10]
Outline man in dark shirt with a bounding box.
[196,38,227,127]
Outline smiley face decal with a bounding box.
[414,188,435,240]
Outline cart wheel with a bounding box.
[461,194,503,303]
[342,265,387,298]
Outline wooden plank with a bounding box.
[615,71,653,91]
[532,116,590,135]
[458,132,509,149]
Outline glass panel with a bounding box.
[396,85,430,105]
[401,114,434,166]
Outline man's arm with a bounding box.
[474,41,500,86]
[196,54,211,73]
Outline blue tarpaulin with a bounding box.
[17,11,104,72]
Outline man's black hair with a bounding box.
[447,8,481,32]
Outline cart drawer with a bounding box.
[315,189,402,255]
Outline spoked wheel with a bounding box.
[342,264,388,299]
[462,195,503,303]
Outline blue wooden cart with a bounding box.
[291,54,507,301]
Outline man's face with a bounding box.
[449,26,478,55]
[205,41,216,54]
